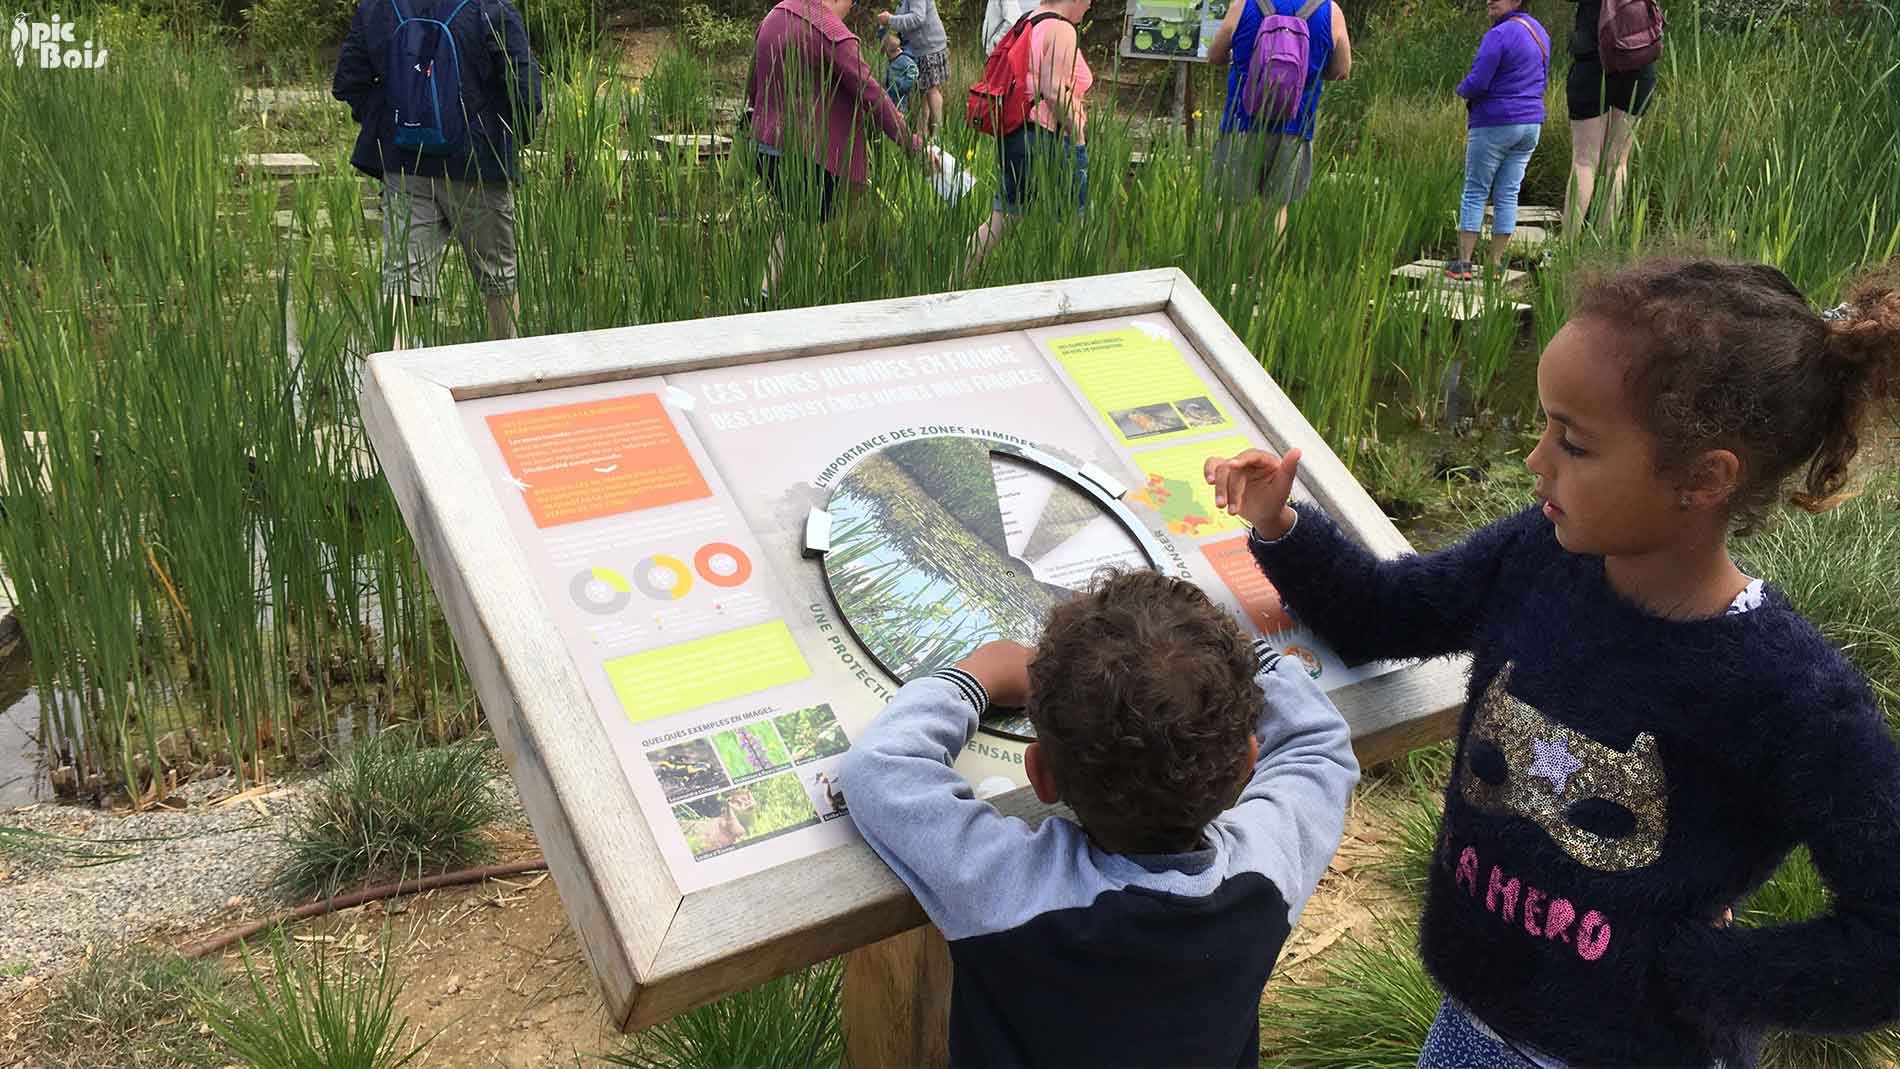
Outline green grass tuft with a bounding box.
[33,944,227,1069]
[1260,932,1442,1069]
[277,731,505,899]
[1737,475,1900,717]
[195,927,426,1069]
[602,958,844,1069]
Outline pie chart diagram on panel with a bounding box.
[570,567,634,615]
[634,555,693,600]
[813,435,1162,742]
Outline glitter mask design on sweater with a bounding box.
[1459,664,1667,871]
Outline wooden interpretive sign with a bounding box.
[358,269,1466,1046]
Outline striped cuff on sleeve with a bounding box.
[1252,639,1282,675]
[932,667,990,714]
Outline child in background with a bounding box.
[877,0,949,137]
[879,28,920,114]
[1207,258,1900,1067]
[844,569,1359,1067]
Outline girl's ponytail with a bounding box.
[1798,263,1900,512]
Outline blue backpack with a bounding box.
[387,0,476,155]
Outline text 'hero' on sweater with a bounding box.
[843,648,1359,1069]
[1249,504,1900,1068]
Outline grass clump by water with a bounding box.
[196,928,426,1069]
[278,731,504,899]
[33,943,227,1069]
[603,958,844,1069]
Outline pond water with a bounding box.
[0,645,46,809]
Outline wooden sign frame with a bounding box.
[358,268,1466,1033]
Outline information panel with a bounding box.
[458,313,1395,893]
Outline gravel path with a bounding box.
[0,767,527,999]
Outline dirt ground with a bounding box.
[289,795,1406,1067]
[0,771,1416,1069]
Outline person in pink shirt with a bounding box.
[962,0,1093,277]
[746,0,936,307]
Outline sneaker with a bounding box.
[1444,260,1477,282]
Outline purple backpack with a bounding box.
[1241,0,1325,123]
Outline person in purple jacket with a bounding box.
[745,0,936,308]
[1446,0,1550,281]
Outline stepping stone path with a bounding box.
[1474,223,1551,255]
[1493,205,1562,226]
[1390,259,1530,294]
[239,153,321,180]
[1387,261,1533,322]
[651,133,732,161]
[236,86,334,112]
[1388,286,1532,322]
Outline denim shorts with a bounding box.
[993,124,1088,216]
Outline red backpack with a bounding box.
[967,11,1071,137]
[1598,0,1664,74]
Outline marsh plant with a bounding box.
[196,927,428,1069]
[277,730,505,898]
[604,958,844,1069]
[0,0,1894,809]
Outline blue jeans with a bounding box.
[1460,122,1541,235]
[993,125,1088,216]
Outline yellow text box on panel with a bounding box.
[1045,327,1231,445]
[606,622,812,724]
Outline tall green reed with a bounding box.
[0,3,1894,802]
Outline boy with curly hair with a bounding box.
[843,568,1358,1067]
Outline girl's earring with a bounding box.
[1678,494,1691,509]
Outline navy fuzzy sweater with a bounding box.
[1250,505,1900,1067]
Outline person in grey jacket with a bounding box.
[980,0,1024,56]
[877,0,949,136]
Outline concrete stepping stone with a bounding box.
[651,133,732,160]
[1387,287,1531,323]
[240,153,321,179]
[1485,224,1550,255]
[1391,259,1530,293]
[1453,206,1562,228]
[1496,205,1561,226]
[237,87,333,111]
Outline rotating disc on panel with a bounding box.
[808,435,1164,742]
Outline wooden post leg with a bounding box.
[842,925,953,1069]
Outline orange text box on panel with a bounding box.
[1202,535,1296,636]
[487,394,711,528]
